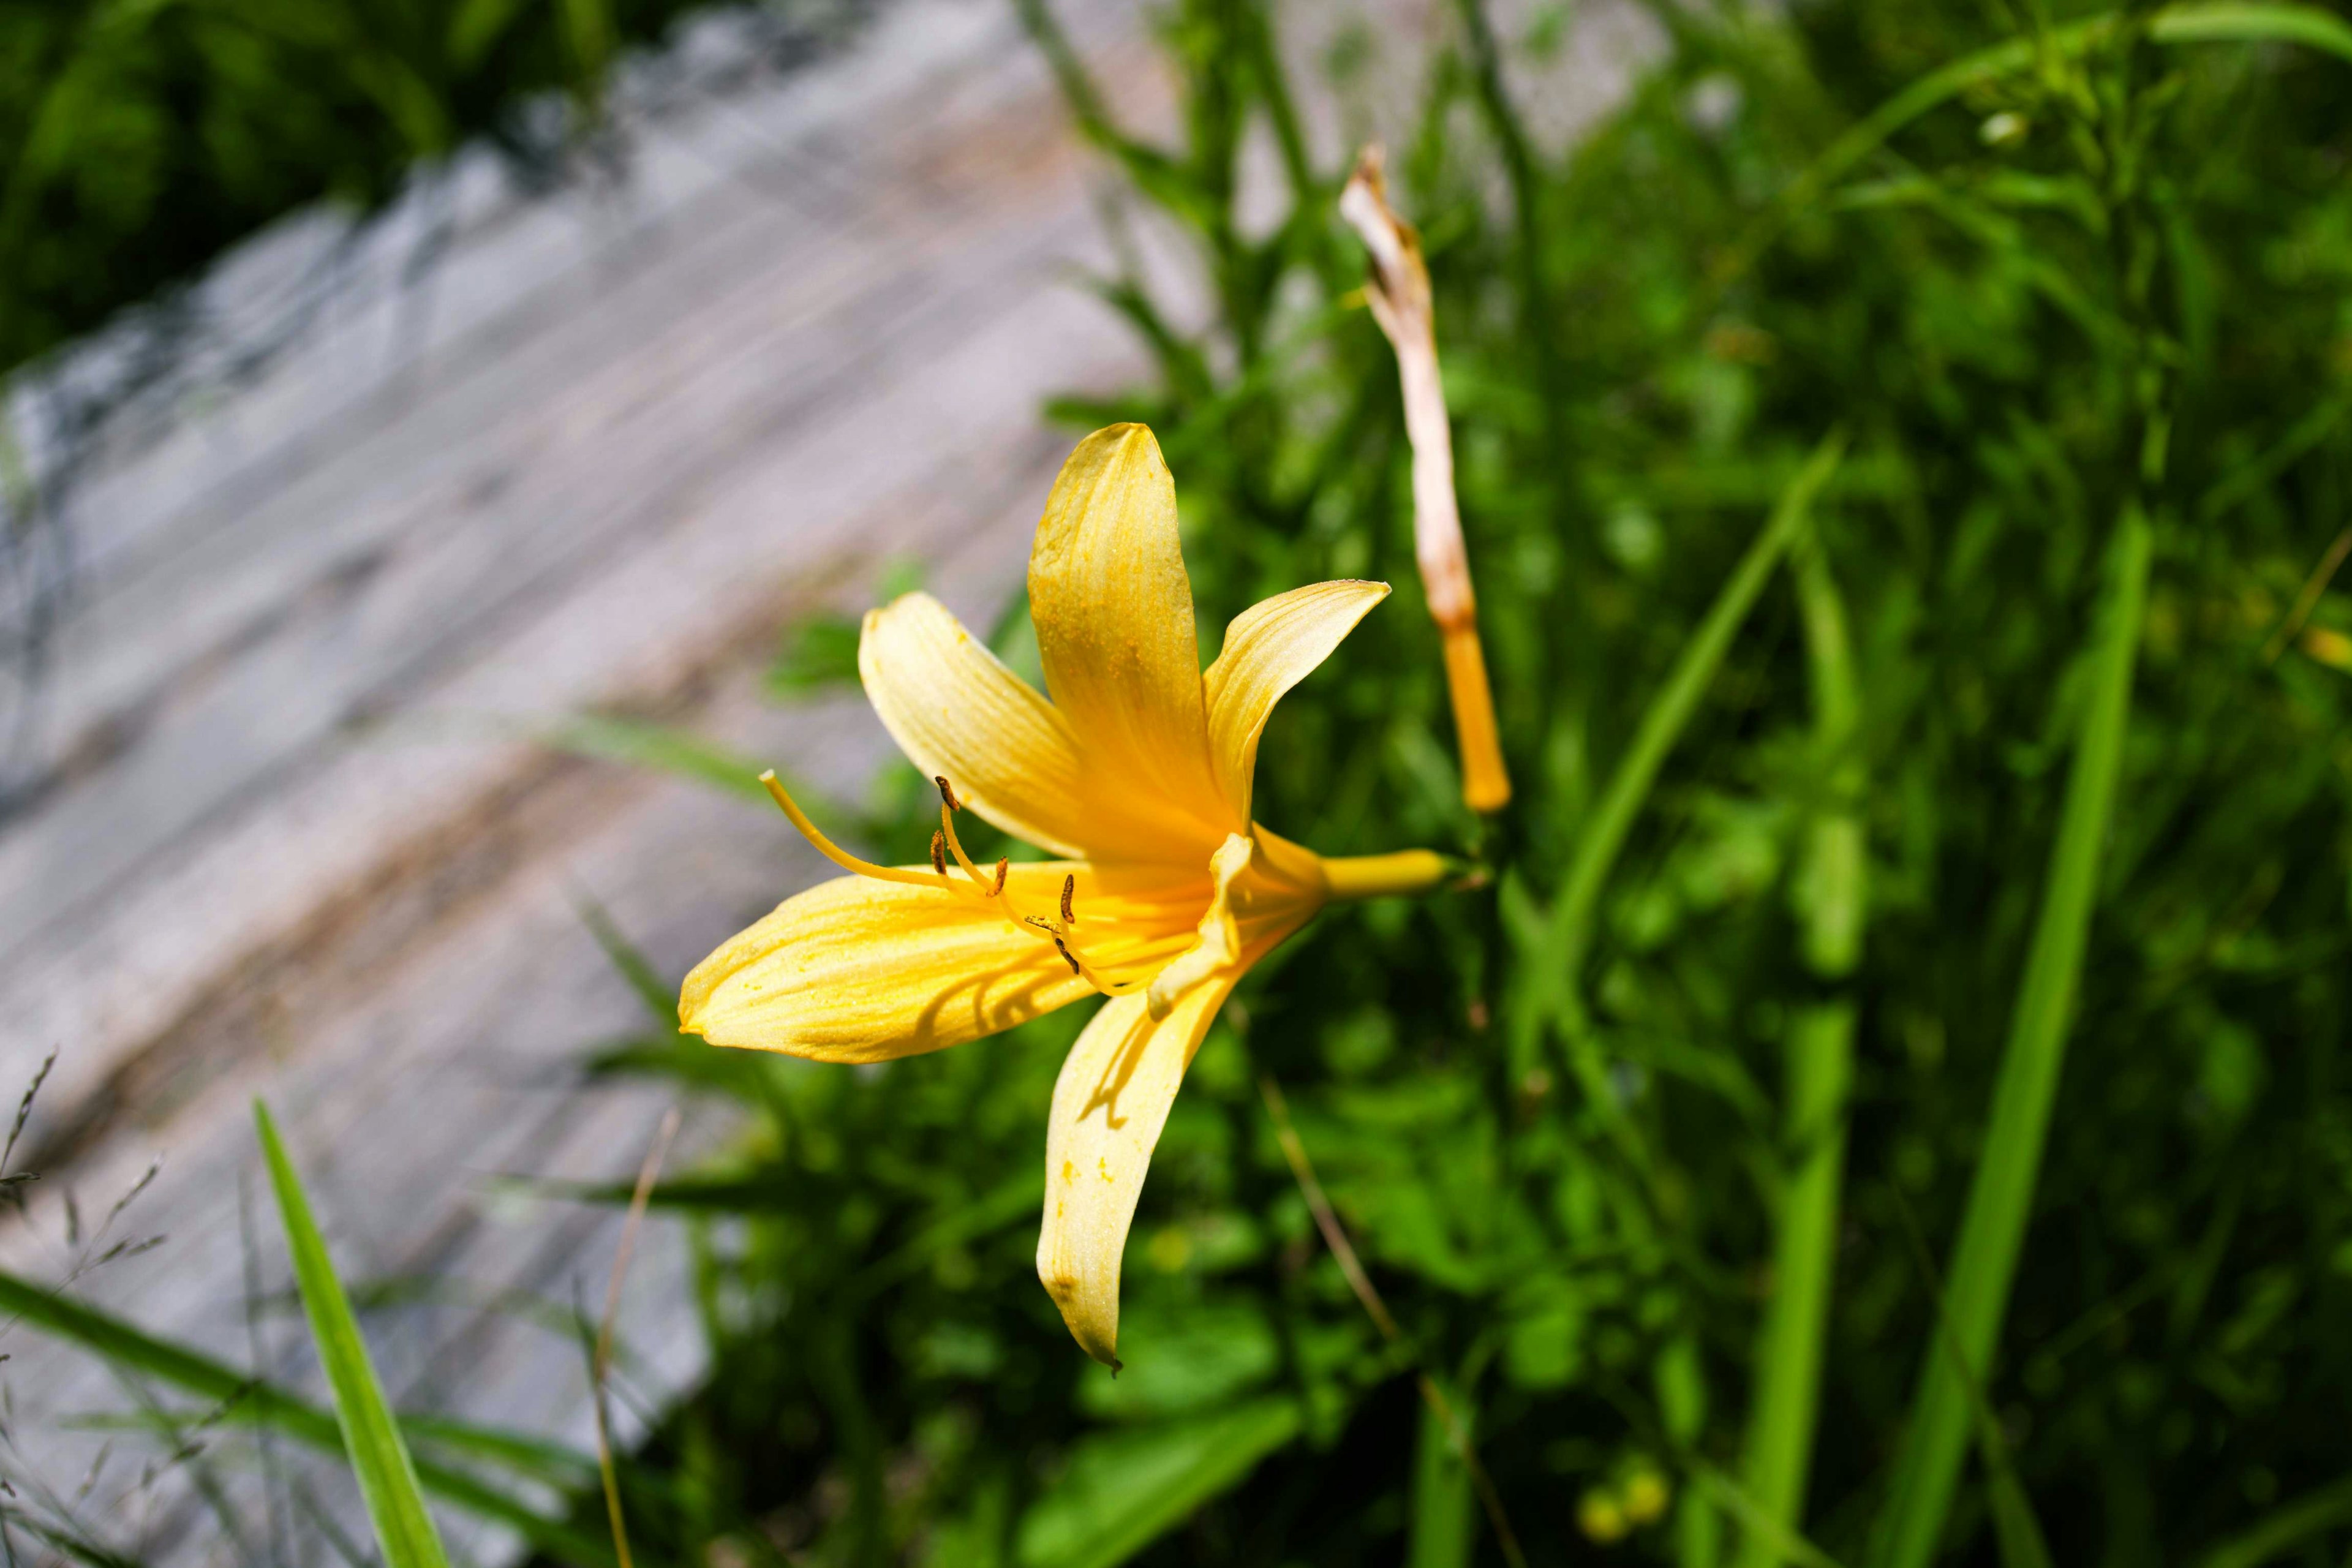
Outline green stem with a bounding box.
[1408,1375,1476,1568]
[1735,518,1867,1566]
[1658,1334,1721,1568]
[1870,504,2153,1568]
[1735,1001,1854,1566]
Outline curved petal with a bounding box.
[1035,977,1234,1366]
[679,869,1097,1061]
[1028,425,1232,848]
[1203,580,1390,824]
[860,592,1092,858]
[1145,833,1252,1019]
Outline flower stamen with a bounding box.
[930,831,948,877]
[933,777,1000,896]
[759,772,971,895]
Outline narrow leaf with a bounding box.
[2198,1475,2352,1568]
[1734,502,1867,1566]
[1870,505,2154,1568]
[255,1102,451,1568]
[0,1272,612,1562]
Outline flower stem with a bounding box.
[1322,848,1455,902]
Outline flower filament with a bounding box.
[759,769,1168,998]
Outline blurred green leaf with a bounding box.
[1014,1400,1304,1568]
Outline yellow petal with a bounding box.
[1202,580,1390,824]
[1035,978,1234,1366]
[679,868,1096,1061]
[859,592,1093,858]
[1028,425,1232,851]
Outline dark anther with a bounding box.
[930,830,948,877]
[992,858,1009,895]
[1053,937,1082,975]
[934,775,962,811]
[1060,874,1076,925]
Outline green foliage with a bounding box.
[17,0,2352,1564]
[0,0,777,375]
[439,0,2352,1560]
[553,0,2352,1558]
[590,0,2352,1559]
[0,1264,617,1563]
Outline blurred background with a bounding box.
[3,0,2351,1566]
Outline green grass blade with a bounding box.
[255,1102,451,1568]
[1721,3,2352,285]
[1408,1378,1474,1568]
[0,1270,614,1562]
[575,895,687,1033]
[1735,509,1866,1566]
[536,714,776,803]
[1869,505,2154,1568]
[1692,1463,1852,1568]
[1737,1000,1856,1567]
[1521,429,1848,1048]
[2150,2,2352,62]
[2196,1475,2352,1568]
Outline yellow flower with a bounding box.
[678,423,1449,1366]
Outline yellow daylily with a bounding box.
[678,423,1450,1366]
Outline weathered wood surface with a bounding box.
[0,0,1658,1558]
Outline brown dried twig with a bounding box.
[2263,524,2352,664]
[1257,1076,1527,1568]
[595,1106,680,1568]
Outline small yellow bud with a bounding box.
[1578,1488,1629,1544]
[2301,625,2352,671]
[1622,1469,1672,1525]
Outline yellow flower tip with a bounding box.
[1040,1267,1121,1366]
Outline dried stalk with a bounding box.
[1340,145,1512,814]
[2263,522,2352,663]
[595,1106,680,1568]
[1258,1076,1527,1568]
